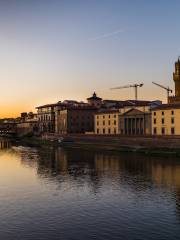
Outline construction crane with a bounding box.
[110,83,144,101]
[152,81,173,102]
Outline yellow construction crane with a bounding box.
[110,83,144,100]
[152,81,173,102]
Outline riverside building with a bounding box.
[95,110,120,135]
[36,104,56,133]
[37,93,102,134]
[56,106,97,134]
[152,103,180,135]
[95,100,161,135]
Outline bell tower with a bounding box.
[173,57,180,97]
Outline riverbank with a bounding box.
[13,134,180,157]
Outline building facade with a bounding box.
[120,108,152,135]
[94,101,159,135]
[57,106,97,134]
[94,110,120,134]
[152,104,180,135]
[36,104,56,133]
[87,92,102,108]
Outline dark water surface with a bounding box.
[0,140,180,240]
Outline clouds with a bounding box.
[89,29,124,41]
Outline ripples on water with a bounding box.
[0,140,180,240]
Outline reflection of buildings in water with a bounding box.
[151,160,180,220]
[35,147,102,193]
[18,147,39,169]
[0,140,11,149]
[55,147,68,173]
[175,189,180,221]
[94,152,152,178]
[95,154,121,175]
[152,162,180,188]
[16,144,180,217]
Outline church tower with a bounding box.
[173,57,180,97]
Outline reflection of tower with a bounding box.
[173,57,180,97]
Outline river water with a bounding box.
[0,140,180,240]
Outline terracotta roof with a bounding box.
[153,103,180,110]
[95,109,119,115]
[69,106,97,110]
[36,103,57,109]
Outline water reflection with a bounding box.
[18,146,180,205]
[0,138,11,149]
[1,142,180,240]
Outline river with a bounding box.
[0,139,180,240]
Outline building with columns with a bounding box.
[120,108,151,135]
[95,100,160,135]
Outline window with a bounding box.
[97,116,99,119]
[171,110,174,115]
[97,129,99,134]
[114,120,116,125]
[103,120,105,125]
[114,115,116,118]
[162,111,164,116]
[171,118,174,124]
[108,120,111,125]
[103,115,105,119]
[154,119,156,124]
[108,128,111,134]
[97,121,99,126]
[162,118,165,124]
[153,127,157,134]
[109,115,111,119]
[114,128,117,134]
[103,128,105,134]
[154,112,156,116]
[161,127,165,135]
[171,127,175,135]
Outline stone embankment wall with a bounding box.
[42,134,180,151]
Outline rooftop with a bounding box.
[87,92,102,101]
[153,103,180,110]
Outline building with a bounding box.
[36,104,56,133]
[120,108,151,135]
[95,110,120,134]
[94,100,161,135]
[169,58,180,103]
[54,101,87,134]
[57,106,97,134]
[87,92,102,107]
[16,112,38,136]
[152,103,180,135]
[118,101,161,135]
[37,93,103,135]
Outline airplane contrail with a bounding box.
[89,29,124,41]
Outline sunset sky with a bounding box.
[1,0,180,117]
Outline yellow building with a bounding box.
[95,110,120,134]
[94,101,160,135]
[152,103,180,135]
